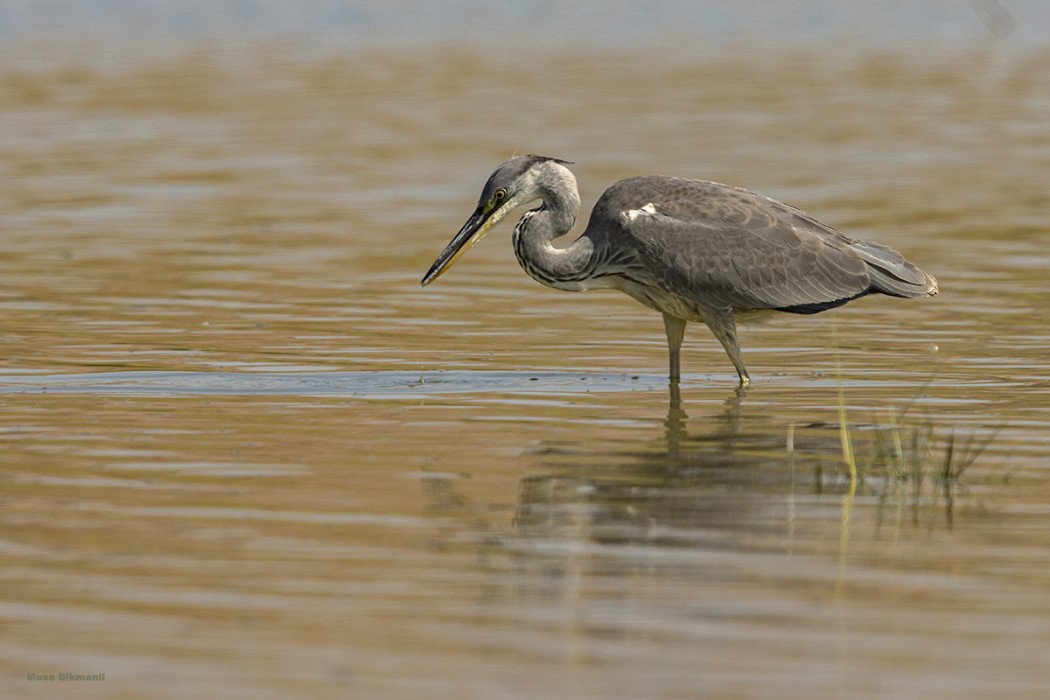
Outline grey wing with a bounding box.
[619,190,877,314]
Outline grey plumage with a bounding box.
[422,155,938,387]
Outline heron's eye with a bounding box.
[493,189,507,202]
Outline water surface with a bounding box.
[2,14,1050,699]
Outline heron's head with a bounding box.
[421,155,573,286]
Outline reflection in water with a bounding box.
[420,394,972,599]
[4,25,1050,697]
[664,381,747,456]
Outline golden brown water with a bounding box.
[2,40,1050,699]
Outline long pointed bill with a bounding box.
[420,206,499,286]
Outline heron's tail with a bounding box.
[852,241,939,299]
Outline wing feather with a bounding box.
[603,178,874,312]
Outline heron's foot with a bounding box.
[667,378,682,407]
[734,373,751,398]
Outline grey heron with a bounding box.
[421,155,938,387]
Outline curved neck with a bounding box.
[512,175,600,291]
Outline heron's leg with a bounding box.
[662,313,686,383]
[702,309,751,387]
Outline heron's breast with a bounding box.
[611,277,707,323]
[609,276,779,326]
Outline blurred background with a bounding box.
[1,0,1045,375]
[0,0,1038,47]
[2,2,1049,699]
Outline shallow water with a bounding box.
[2,17,1050,700]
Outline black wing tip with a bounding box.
[774,294,868,315]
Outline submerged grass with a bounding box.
[815,392,1002,544]
[824,334,1001,591]
[866,409,1001,533]
[835,375,858,594]
[823,328,998,539]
